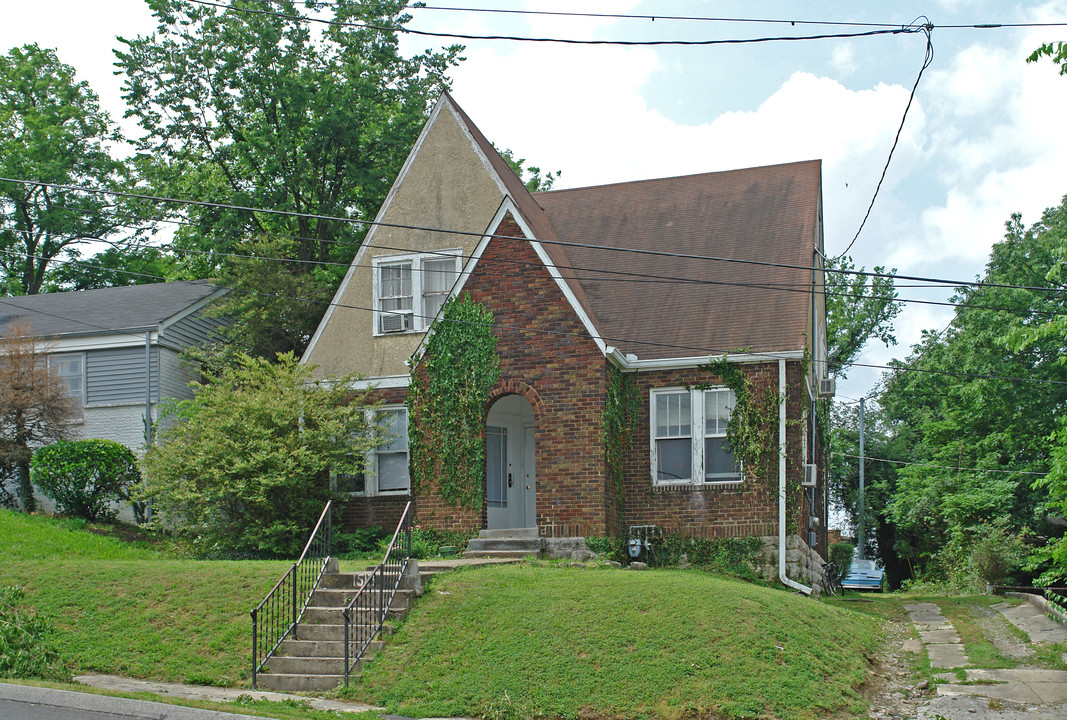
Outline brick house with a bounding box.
[303,94,831,588]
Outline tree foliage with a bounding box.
[140,353,375,556]
[495,146,562,193]
[0,322,76,512]
[31,439,142,522]
[43,245,174,292]
[0,44,148,296]
[877,200,1067,584]
[116,0,463,357]
[824,255,902,378]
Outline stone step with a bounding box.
[318,572,370,589]
[462,548,540,560]
[264,655,349,675]
[478,527,539,539]
[255,672,350,693]
[276,638,383,658]
[310,587,413,609]
[466,538,541,553]
[300,605,406,625]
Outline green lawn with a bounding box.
[1,509,285,685]
[4,510,889,719]
[356,564,882,720]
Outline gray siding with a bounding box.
[159,347,194,402]
[163,305,228,349]
[86,347,160,405]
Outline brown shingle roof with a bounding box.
[533,161,821,359]
[442,94,820,360]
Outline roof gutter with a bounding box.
[779,357,812,595]
[606,346,805,372]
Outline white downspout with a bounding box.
[779,358,812,594]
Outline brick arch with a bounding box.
[486,380,545,422]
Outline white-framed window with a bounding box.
[373,251,461,334]
[337,406,411,496]
[650,387,740,486]
[49,353,85,406]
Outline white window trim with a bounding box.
[48,352,86,406]
[372,250,462,336]
[650,386,741,487]
[339,405,411,497]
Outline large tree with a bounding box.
[0,45,147,296]
[878,202,1067,585]
[116,0,462,357]
[824,255,902,378]
[0,322,77,512]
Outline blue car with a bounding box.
[842,558,885,591]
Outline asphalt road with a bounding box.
[0,683,277,720]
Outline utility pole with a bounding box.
[857,397,865,559]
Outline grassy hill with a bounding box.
[357,564,881,720]
[3,510,884,718]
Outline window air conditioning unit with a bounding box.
[380,311,412,333]
[802,463,818,487]
[818,377,836,397]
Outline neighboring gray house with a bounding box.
[0,280,229,453]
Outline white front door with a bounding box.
[486,396,536,530]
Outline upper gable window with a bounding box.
[373,251,461,335]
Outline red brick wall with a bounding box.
[413,215,609,536]
[621,360,808,540]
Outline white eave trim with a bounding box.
[411,197,609,363]
[606,346,806,372]
[45,332,161,353]
[309,375,411,391]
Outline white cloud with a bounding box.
[831,42,858,77]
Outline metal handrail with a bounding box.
[342,500,413,687]
[250,500,333,689]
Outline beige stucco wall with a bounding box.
[305,102,507,379]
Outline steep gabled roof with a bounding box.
[445,95,606,338]
[532,161,821,359]
[0,280,225,339]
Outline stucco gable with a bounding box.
[303,95,512,379]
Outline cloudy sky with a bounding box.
[4,0,1067,400]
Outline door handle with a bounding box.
[508,473,513,488]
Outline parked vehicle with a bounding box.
[842,558,885,591]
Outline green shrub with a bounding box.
[0,586,70,681]
[334,526,388,556]
[829,542,855,585]
[31,439,141,522]
[584,535,623,562]
[380,526,473,559]
[651,533,764,578]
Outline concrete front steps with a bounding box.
[255,564,423,693]
[463,528,541,559]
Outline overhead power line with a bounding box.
[837,19,933,258]
[6,176,1067,299]
[405,5,1067,31]
[832,451,1046,476]
[4,242,1067,387]
[185,0,928,46]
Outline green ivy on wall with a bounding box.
[701,358,784,484]
[408,293,501,509]
[604,364,641,531]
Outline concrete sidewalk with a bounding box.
[0,682,287,720]
[74,673,380,714]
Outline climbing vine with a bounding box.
[700,358,784,484]
[604,364,641,531]
[408,293,500,509]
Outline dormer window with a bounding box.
[373,251,461,335]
